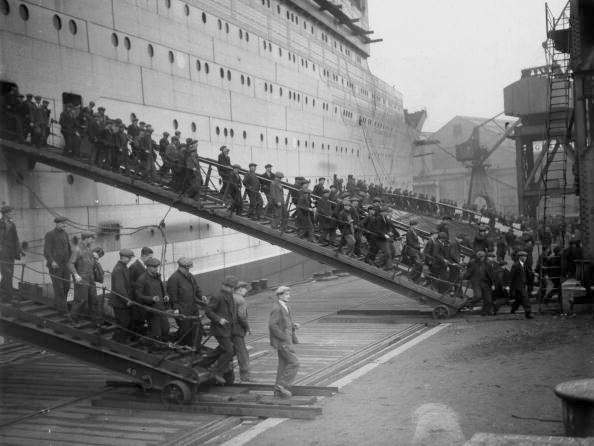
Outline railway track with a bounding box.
[0,277,433,445]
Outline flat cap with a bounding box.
[163,131,170,136]
[517,250,528,256]
[42,100,49,104]
[81,232,95,239]
[1,205,14,213]
[26,93,33,98]
[476,250,486,257]
[265,164,272,168]
[275,171,284,179]
[35,95,41,100]
[248,162,257,167]
[409,219,418,226]
[318,177,325,181]
[235,280,250,289]
[276,285,291,295]
[98,106,105,111]
[145,257,161,267]
[177,257,193,267]
[232,164,241,169]
[119,248,135,257]
[54,216,67,223]
[140,247,154,256]
[220,145,229,151]
[222,275,239,287]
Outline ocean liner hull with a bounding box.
[0,0,421,292]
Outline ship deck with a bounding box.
[0,274,430,446]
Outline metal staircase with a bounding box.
[0,138,468,317]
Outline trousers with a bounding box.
[275,344,300,389]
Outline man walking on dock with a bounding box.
[0,206,24,294]
[269,285,300,398]
[44,216,71,311]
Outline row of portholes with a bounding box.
[7,1,392,116]
[170,119,197,133]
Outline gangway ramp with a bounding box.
[1,138,466,317]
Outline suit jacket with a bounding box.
[206,285,236,338]
[509,261,529,292]
[269,300,295,349]
[167,269,202,315]
[111,260,132,308]
[463,259,495,289]
[134,271,167,308]
[406,228,420,250]
[270,181,284,205]
[43,228,71,268]
[0,218,20,261]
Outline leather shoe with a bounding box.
[273,385,292,399]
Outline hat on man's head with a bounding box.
[81,232,95,240]
[275,171,284,179]
[98,106,105,112]
[54,216,67,223]
[163,131,170,136]
[409,219,418,226]
[318,177,325,181]
[35,95,41,100]
[322,189,330,195]
[222,275,239,287]
[276,285,290,295]
[518,250,528,257]
[1,205,14,214]
[140,247,154,256]
[456,233,465,239]
[145,257,161,267]
[220,145,229,151]
[232,164,241,169]
[119,248,135,258]
[442,216,452,221]
[265,164,272,168]
[26,93,33,98]
[476,250,486,257]
[249,162,257,167]
[42,100,49,105]
[177,257,193,268]
[235,280,250,289]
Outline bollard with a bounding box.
[555,378,594,437]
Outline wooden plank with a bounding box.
[91,397,322,420]
[230,382,338,396]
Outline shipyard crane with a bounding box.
[454,115,520,209]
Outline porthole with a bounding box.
[196,60,201,71]
[18,4,28,20]
[220,67,224,78]
[165,0,171,8]
[0,0,9,15]
[111,33,119,47]
[217,19,222,30]
[242,131,247,139]
[230,129,234,138]
[279,87,283,96]
[277,5,280,13]
[173,119,179,129]
[263,41,267,50]
[224,128,228,137]
[191,122,196,132]
[279,48,282,56]
[240,74,245,85]
[184,4,190,16]
[68,19,77,34]
[247,77,251,86]
[264,83,268,92]
[239,29,243,39]
[245,32,249,42]
[312,99,316,106]
[268,44,272,53]
[260,133,264,142]
[284,137,288,145]
[147,44,154,57]
[305,141,308,148]
[201,12,206,23]
[124,36,131,50]
[270,85,273,93]
[297,140,300,147]
[312,142,315,149]
[205,62,210,73]
[168,51,174,63]
[227,70,231,81]
[216,126,220,136]
[275,136,279,144]
[225,23,229,33]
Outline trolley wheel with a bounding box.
[432,305,451,319]
[161,380,192,405]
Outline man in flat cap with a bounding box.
[261,164,274,216]
[129,246,154,334]
[227,164,243,214]
[0,206,24,294]
[335,199,356,255]
[269,285,300,398]
[134,257,171,343]
[243,162,263,219]
[270,172,285,229]
[217,146,231,200]
[232,279,252,382]
[110,249,135,343]
[317,189,335,246]
[463,250,497,315]
[406,219,423,282]
[508,250,533,319]
[68,232,102,324]
[313,177,326,197]
[44,216,71,310]
[205,275,239,384]
[167,257,204,349]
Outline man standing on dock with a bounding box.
[68,232,101,325]
[43,216,71,311]
[232,280,252,382]
[0,206,24,294]
[269,285,300,398]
